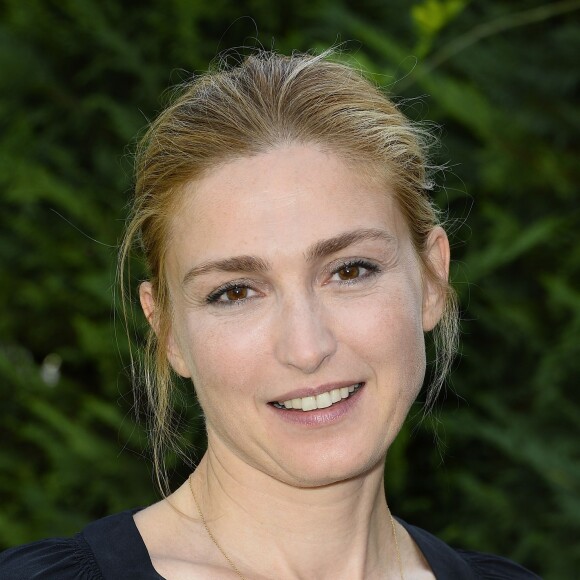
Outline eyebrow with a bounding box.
[305,228,397,263]
[182,228,397,286]
[182,255,270,287]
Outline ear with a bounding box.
[139,281,192,378]
[422,227,450,332]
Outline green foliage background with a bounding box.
[1,1,579,577]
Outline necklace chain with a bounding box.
[189,475,246,579]
[389,506,405,580]
[188,474,404,579]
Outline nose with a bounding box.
[273,292,337,374]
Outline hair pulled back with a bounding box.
[119,50,459,492]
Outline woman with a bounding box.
[0,51,539,579]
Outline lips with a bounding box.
[270,382,364,411]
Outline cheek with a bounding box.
[181,315,266,409]
[339,286,426,392]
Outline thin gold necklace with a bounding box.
[188,474,405,579]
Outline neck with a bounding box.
[187,441,399,580]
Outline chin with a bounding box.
[271,445,387,489]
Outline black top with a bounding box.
[0,509,541,579]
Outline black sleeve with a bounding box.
[458,549,543,579]
[0,535,103,580]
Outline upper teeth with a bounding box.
[275,383,362,411]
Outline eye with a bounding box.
[224,286,248,301]
[336,264,361,281]
[329,260,379,284]
[206,283,257,305]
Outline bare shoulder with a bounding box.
[133,495,244,580]
[398,522,437,580]
[150,558,245,580]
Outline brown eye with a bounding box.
[225,286,248,301]
[337,265,360,280]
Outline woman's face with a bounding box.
[143,144,448,487]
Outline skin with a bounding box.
[136,144,449,579]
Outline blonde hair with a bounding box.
[119,50,459,493]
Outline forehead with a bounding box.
[168,145,406,266]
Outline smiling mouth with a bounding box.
[270,383,364,411]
